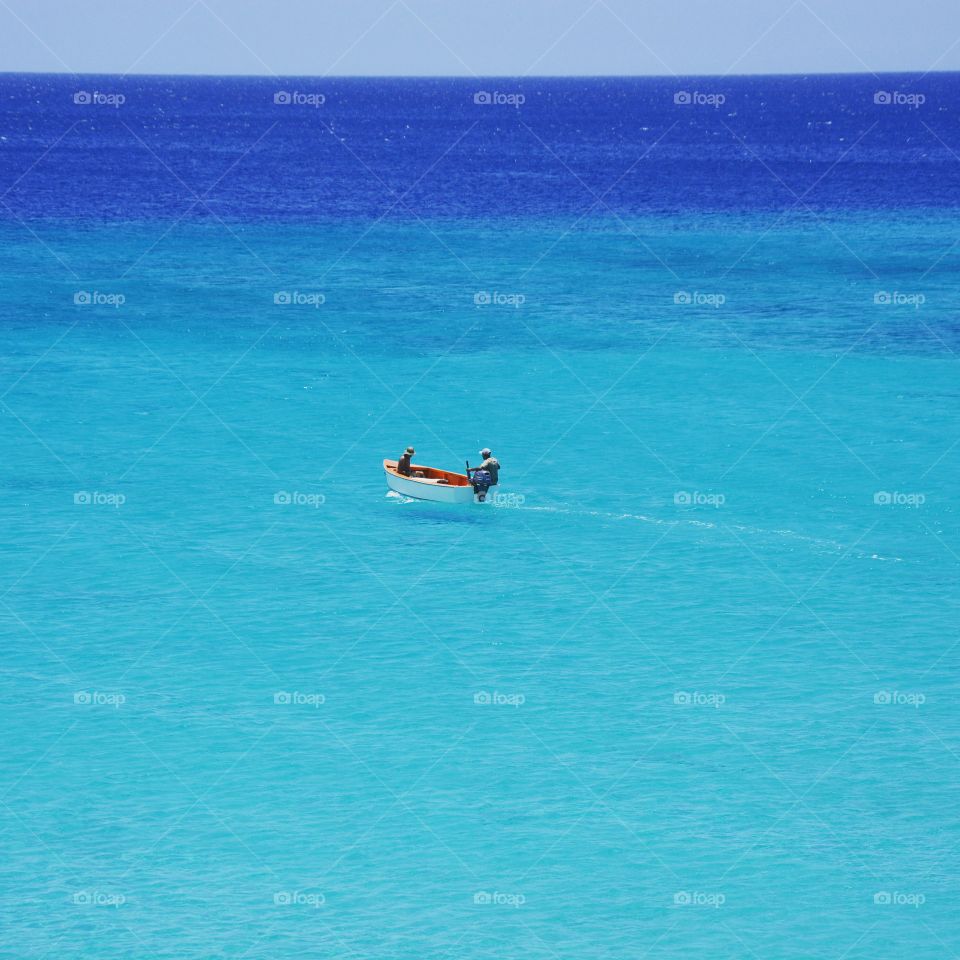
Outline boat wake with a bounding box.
[518,504,903,562]
[382,490,902,562]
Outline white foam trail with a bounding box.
[519,504,902,562]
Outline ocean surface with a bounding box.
[0,74,958,958]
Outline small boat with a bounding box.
[383,459,475,504]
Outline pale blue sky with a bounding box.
[1,0,958,76]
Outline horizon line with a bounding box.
[0,69,954,80]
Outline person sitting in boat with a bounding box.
[397,446,415,476]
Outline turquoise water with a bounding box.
[2,211,957,957]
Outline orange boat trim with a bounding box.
[382,460,471,487]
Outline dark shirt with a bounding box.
[397,455,412,476]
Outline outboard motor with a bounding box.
[471,469,493,502]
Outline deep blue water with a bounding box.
[1,73,958,220]
[0,74,958,959]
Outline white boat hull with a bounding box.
[385,469,475,504]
